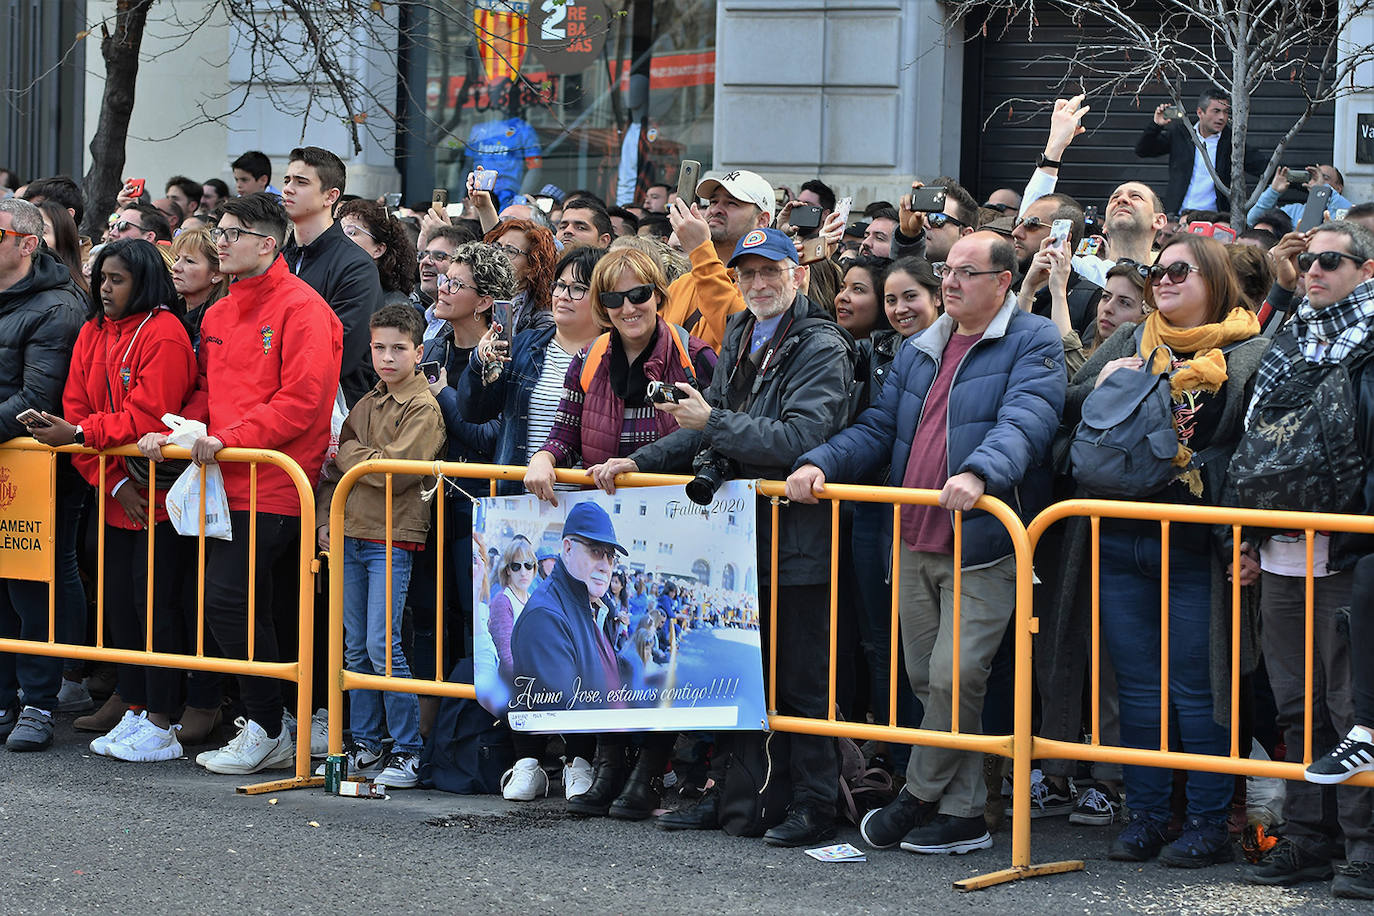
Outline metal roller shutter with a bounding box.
[961,7,1337,217]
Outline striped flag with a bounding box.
[473,0,528,83]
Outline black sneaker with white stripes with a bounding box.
[1305,726,1374,785]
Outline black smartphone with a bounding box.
[1161,105,1184,121]
[677,160,701,202]
[907,187,946,213]
[491,299,513,344]
[1297,185,1333,232]
[418,361,442,384]
[790,204,823,236]
[1286,168,1312,184]
[384,192,402,209]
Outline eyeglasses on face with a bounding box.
[1298,250,1366,272]
[417,249,453,265]
[735,265,790,284]
[933,262,1002,280]
[507,561,536,572]
[928,213,969,230]
[569,537,618,562]
[1147,261,1199,286]
[553,279,589,300]
[209,226,271,244]
[598,284,654,310]
[437,274,474,293]
[495,243,528,259]
[342,223,376,241]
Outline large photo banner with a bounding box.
[472,481,766,733]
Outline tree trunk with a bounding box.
[81,0,155,238]
[1229,13,1250,216]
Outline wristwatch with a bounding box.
[1037,153,1062,170]
[73,425,85,445]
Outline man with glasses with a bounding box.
[109,203,171,244]
[0,197,85,752]
[510,502,627,713]
[139,192,343,775]
[892,178,979,264]
[595,227,856,848]
[1237,220,1374,897]
[1012,194,1103,339]
[411,225,471,343]
[280,146,383,407]
[788,231,1065,857]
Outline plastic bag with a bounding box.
[160,413,233,541]
[323,386,348,474]
[1246,738,1286,826]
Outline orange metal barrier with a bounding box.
[0,438,319,784]
[324,460,1075,890]
[1026,498,1374,791]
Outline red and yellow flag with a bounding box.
[473,0,528,83]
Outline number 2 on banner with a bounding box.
[540,0,565,40]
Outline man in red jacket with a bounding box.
[141,192,343,775]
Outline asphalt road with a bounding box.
[2,718,1368,915]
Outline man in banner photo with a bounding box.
[477,483,766,733]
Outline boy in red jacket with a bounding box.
[141,192,343,775]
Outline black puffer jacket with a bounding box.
[0,251,85,441]
[283,221,384,407]
[629,292,857,586]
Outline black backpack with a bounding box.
[717,731,792,837]
[418,658,515,794]
[1226,356,1366,513]
[1071,327,1246,498]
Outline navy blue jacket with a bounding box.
[510,559,618,710]
[457,322,558,494]
[799,293,1066,566]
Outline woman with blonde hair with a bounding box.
[169,227,228,351]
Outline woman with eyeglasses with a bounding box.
[483,217,557,334]
[524,247,716,502]
[1063,233,1267,867]
[29,239,197,763]
[460,247,607,495]
[337,200,417,309]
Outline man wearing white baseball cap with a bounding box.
[662,169,774,352]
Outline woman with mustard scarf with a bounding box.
[1063,233,1268,868]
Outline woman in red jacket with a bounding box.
[31,239,197,764]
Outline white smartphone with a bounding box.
[1050,219,1072,249]
[16,408,51,428]
[835,196,853,225]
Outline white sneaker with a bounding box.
[375,752,420,789]
[313,746,386,780]
[563,756,593,799]
[310,708,329,758]
[502,757,550,801]
[202,717,296,775]
[91,710,147,757]
[108,720,183,763]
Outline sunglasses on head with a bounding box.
[598,284,654,310]
[1115,258,1151,280]
[507,561,535,572]
[1147,261,1199,285]
[1298,250,1366,272]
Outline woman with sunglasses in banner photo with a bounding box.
[1063,232,1267,867]
[514,247,716,821]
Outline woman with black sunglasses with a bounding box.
[1062,232,1268,867]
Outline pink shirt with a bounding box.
[900,331,983,554]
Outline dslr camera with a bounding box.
[685,449,737,506]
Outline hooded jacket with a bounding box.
[0,251,85,440]
[629,292,856,585]
[63,307,197,529]
[283,220,383,407]
[182,256,343,516]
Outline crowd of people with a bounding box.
[2,84,1374,900]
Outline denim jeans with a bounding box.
[1099,529,1232,821]
[343,537,421,755]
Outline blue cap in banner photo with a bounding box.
[728,227,798,268]
[562,502,628,556]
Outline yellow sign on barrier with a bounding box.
[0,445,55,582]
